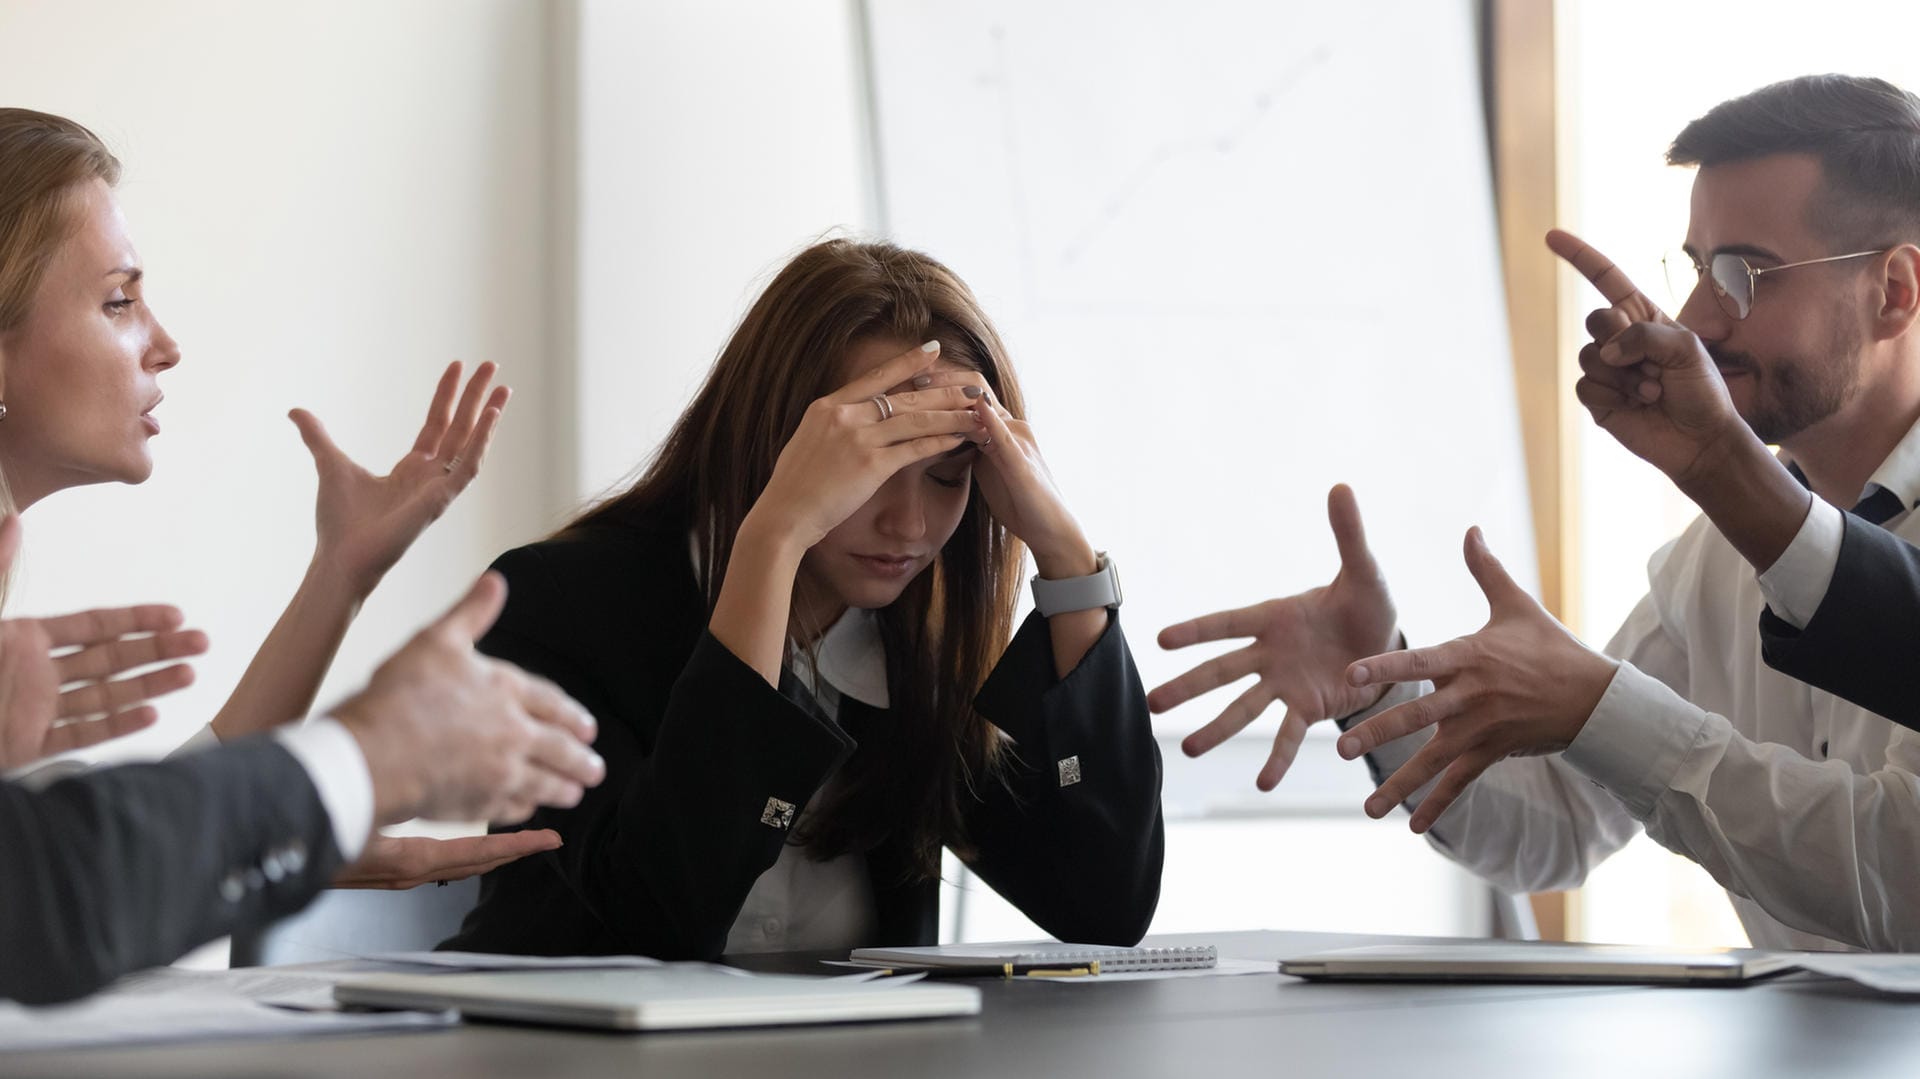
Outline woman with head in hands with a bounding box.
[444,238,1163,958]
[0,106,548,887]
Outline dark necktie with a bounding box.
[1852,486,1908,526]
[1785,461,1911,525]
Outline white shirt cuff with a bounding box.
[1561,662,1711,819]
[1755,497,1843,630]
[274,716,374,863]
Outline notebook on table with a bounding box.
[332,964,980,1031]
[1278,942,1797,985]
[849,941,1218,974]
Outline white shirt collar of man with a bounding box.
[1861,412,1920,512]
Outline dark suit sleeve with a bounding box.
[476,546,855,960]
[0,738,343,1004]
[1759,511,1920,730]
[963,611,1165,945]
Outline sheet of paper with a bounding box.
[1789,953,1920,994]
[113,966,356,1010]
[112,953,668,1011]
[0,991,452,1054]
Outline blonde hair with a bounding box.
[0,109,124,606]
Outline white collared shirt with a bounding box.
[1356,415,1920,952]
[1755,420,1920,627]
[722,607,886,955]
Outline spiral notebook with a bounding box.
[849,941,1218,974]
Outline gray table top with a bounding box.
[8,930,1918,1078]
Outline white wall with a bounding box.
[873,0,1514,940]
[568,0,873,503]
[0,0,557,759]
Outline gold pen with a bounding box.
[875,961,1101,980]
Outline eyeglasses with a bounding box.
[1662,247,1888,320]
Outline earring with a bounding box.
[0,402,10,421]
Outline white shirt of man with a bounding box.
[1355,415,1920,952]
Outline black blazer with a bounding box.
[0,738,342,1004]
[442,509,1165,959]
[1759,510,1920,730]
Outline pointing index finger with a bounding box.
[1545,228,1664,319]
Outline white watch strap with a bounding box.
[1030,553,1121,617]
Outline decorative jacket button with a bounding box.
[1057,756,1083,787]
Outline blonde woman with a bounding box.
[0,107,549,887]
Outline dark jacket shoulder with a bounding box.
[479,508,706,729]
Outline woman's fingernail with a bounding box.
[963,386,984,399]
[912,374,933,388]
[1349,664,1369,684]
[921,340,940,353]
[1599,342,1620,363]
[1338,736,1359,758]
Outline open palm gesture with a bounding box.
[293,362,509,597]
[0,517,208,769]
[1148,485,1399,790]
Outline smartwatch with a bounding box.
[1030,552,1123,617]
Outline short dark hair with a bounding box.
[1668,74,1920,249]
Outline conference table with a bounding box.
[10,930,1919,1077]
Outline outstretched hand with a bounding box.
[1148,485,1399,790]
[0,516,210,770]
[1339,527,1616,834]
[335,572,604,827]
[295,361,509,597]
[333,829,562,890]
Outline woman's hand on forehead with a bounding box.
[886,365,989,397]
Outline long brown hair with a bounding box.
[569,238,1027,878]
[0,109,124,607]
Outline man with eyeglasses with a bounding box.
[1563,229,1920,731]
[1152,74,1920,952]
